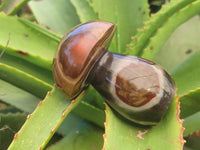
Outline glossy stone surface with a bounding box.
[53,20,176,125]
[90,52,176,125]
[53,21,115,99]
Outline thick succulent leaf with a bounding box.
[72,100,105,128]
[0,106,22,114]
[0,79,40,112]
[91,0,149,53]
[103,97,184,150]
[0,78,98,137]
[0,52,54,86]
[179,88,200,119]
[184,135,200,150]
[48,121,104,150]
[183,146,194,150]
[0,13,58,101]
[0,0,29,15]
[141,0,200,60]
[8,87,83,150]
[0,79,104,136]
[82,86,105,110]
[28,0,80,34]
[0,113,27,150]
[183,112,200,137]
[56,114,84,136]
[0,13,60,70]
[8,87,105,150]
[172,51,200,95]
[70,0,98,22]
[154,15,200,72]
[0,63,52,98]
[178,88,200,137]
[126,0,198,57]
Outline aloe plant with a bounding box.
[0,0,200,149]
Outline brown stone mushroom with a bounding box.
[53,21,176,125]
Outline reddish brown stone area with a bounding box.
[115,62,160,107]
[58,21,114,79]
[59,33,97,79]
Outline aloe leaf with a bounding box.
[184,136,200,150]
[18,18,62,42]
[141,0,200,60]
[0,52,54,86]
[0,78,91,137]
[8,86,105,150]
[0,0,29,15]
[72,100,105,128]
[82,86,105,110]
[154,15,200,72]
[28,0,80,34]
[70,0,98,22]
[0,63,52,98]
[103,97,184,150]
[126,0,197,57]
[183,146,194,150]
[0,13,60,70]
[0,79,40,112]
[0,77,104,133]
[0,113,27,150]
[0,62,105,129]
[178,88,200,137]
[56,113,84,136]
[91,0,149,53]
[8,87,83,150]
[172,51,200,95]
[0,106,22,114]
[48,121,104,150]
[183,112,200,137]
[179,88,200,119]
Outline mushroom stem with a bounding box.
[89,51,176,125]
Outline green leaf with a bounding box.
[8,87,83,150]
[178,88,200,137]
[0,13,60,70]
[8,86,105,150]
[0,63,52,98]
[184,136,200,150]
[179,88,200,119]
[0,106,22,114]
[82,86,105,110]
[0,79,40,112]
[0,78,92,138]
[126,0,198,57]
[71,0,98,22]
[172,51,200,95]
[0,52,54,86]
[28,0,80,34]
[183,112,200,137]
[56,114,84,136]
[103,97,184,150]
[0,0,29,15]
[154,15,200,72]
[183,146,194,150]
[72,100,105,128]
[91,0,149,53]
[0,113,27,150]
[141,0,200,60]
[48,121,104,150]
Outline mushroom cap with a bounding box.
[53,21,116,99]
